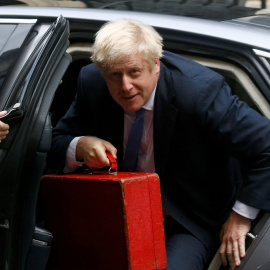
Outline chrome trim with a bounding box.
[108,166,117,175]
[32,239,50,246]
[247,232,257,240]
[0,18,37,24]
[253,49,270,59]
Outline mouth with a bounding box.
[122,94,137,101]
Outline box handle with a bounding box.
[85,152,117,175]
[106,152,117,175]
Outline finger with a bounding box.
[226,242,236,270]
[0,128,9,134]
[219,241,227,267]
[232,240,240,267]
[0,129,9,140]
[0,135,6,141]
[238,235,246,258]
[0,111,7,117]
[0,121,9,131]
[94,147,111,167]
[221,239,236,270]
[228,255,236,270]
[103,140,117,158]
[84,151,105,169]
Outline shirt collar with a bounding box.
[124,84,156,115]
[142,84,156,111]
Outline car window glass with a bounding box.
[0,16,67,131]
[182,54,270,118]
[0,23,34,92]
[0,24,16,49]
[260,57,270,73]
[0,24,18,91]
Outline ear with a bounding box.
[155,58,160,75]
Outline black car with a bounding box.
[1,2,270,269]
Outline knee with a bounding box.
[166,234,207,270]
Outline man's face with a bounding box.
[102,54,160,112]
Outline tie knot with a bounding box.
[136,108,145,118]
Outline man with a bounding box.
[47,19,270,270]
[0,111,9,142]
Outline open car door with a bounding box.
[0,15,71,270]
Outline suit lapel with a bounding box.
[154,64,178,179]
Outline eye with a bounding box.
[130,69,140,77]
[109,72,121,81]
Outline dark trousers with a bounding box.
[164,215,214,270]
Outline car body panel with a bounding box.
[0,6,270,50]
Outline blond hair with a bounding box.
[91,19,163,70]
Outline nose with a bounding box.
[121,74,132,92]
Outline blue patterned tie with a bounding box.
[123,108,145,172]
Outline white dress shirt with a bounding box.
[124,87,156,173]
[63,86,259,220]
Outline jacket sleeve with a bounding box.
[46,66,95,170]
[195,75,270,212]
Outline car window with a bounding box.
[184,54,270,118]
[0,24,17,48]
[253,49,270,73]
[0,20,35,92]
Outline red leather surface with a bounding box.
[42,172,167,270]
[106,152,117,171]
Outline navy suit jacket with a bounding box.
[47,51,270,250]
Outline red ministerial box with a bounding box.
[41,172,167,270]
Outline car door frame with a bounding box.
[0,15,71,270]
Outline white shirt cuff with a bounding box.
[232,200,260,220]
[64,136,84,173]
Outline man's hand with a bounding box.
[0,111,9,142]
[219,211,251,270]
[76,136,117,169]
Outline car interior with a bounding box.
[43,40,270,270]
[51,42,270,126]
